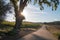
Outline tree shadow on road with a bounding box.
[20,34,51,40]
[32,34,51,40]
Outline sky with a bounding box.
[5,0,60,22]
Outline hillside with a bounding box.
[43,21,60,25]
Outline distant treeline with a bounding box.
[21,22,41,28]
[44,21,60,25]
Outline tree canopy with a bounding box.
[0,0,60,20]
[0,0,11,21]
[10,0,60,11]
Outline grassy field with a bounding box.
[0,21,41,32]
[0,21,41,38]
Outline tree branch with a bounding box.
[19,0,28,12]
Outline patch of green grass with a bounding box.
[1,21,15,26]
[21,23,41,28]
[0,21,15,32]
[0,21,41,33]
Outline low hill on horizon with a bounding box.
[43,21,60,25]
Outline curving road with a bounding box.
[19,25,57,40]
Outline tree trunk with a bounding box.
[8,10,23,40]
[13,0,28,34]
[14,11,23,33]
[8,2,23,39]
[8,0,27,40]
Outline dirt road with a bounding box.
[19,25,57,40]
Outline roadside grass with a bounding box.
[46,25,60,39]
[0,21,15,32]
[0,21,41,39]
[0,21,41,33]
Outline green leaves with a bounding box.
[28,0,31,3]
[10,0,59,11]
[34,0,37,5]
[38,0,59,10]
[0,0,11,21]
[51,0,59,10]
[28,0,59,10]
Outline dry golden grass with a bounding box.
[46,25,60,39]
